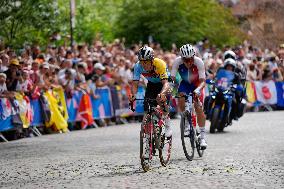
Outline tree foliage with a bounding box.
[0,0,61,48]
[115,0,244,48]
[0,0,244,49]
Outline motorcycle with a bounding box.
[205,69,236,133]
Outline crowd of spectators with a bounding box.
[0,38,283,103]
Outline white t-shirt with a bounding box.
[0,83,7,93]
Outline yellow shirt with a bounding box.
[133,58,169,83]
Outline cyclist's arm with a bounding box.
[130,62,141,98]
[160,79,171,97]
[170,58,180,82]
[196,57,206,91]
[131,80,139,97]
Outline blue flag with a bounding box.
[275,82,284,107]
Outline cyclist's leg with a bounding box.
[193,88,206,129]
[177,80,194,112]
[178,81,195,134]
[193,86,207,148]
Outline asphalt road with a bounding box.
[0,111,284,189]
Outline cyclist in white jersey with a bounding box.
[171,44,207,148]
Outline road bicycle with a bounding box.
[130,98,172,172]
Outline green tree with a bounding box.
[0,0,62,48]
[115,0,244,48]
[73,0,123,44]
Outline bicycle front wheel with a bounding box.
[140,115,152,172]
[158,125,172,166]
[180,112,195,161]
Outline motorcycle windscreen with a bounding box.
[215,69,235,91]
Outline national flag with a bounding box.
[275,82,284,107]
[246,81,257,103]
[254,80,277,104]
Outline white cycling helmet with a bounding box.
[224,58,236,70]
[180,44,195,58]
[138,46,154,61]
[223,50,236,61]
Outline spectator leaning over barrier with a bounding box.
[38,63,50,91]
[0,53,9,72]
[59,69,75,98]
[0,73,9,98]
[75,62,88,91]
[247,62,258,81]
[4,59,22,91]
[87,75,100,100]
[16,69,33,93]
[93,63,109,88]
[58,59,76,78]
[30,61,40,84]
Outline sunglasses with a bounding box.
[182,57,193,62]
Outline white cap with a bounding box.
[94,63,105,70]
[105,52,112,58]
[42,63,50,69]
[0,73,7,79]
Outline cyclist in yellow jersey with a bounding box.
[129,46,172,137]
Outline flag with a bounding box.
[76,93,94,129]
[0,98,12,120]
[44,91,68,132]
[54,87,69,121]
[15,93,32,129]
[30,99,44,126]
[254,80,277,104]
[246,81,257,103]
[275,82,284,107]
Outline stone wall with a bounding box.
[232,0,284,49]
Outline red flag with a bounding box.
[77,94,94,129]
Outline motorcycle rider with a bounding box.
[223,50,246,119]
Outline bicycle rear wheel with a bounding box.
[180,112,195,161]
[158,124,172,166]
[140,115,153,172]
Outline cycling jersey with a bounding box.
[171,56,205,86]
[133,58,169,83]
[171,56,206,101]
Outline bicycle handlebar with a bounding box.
[129,98,167,112]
